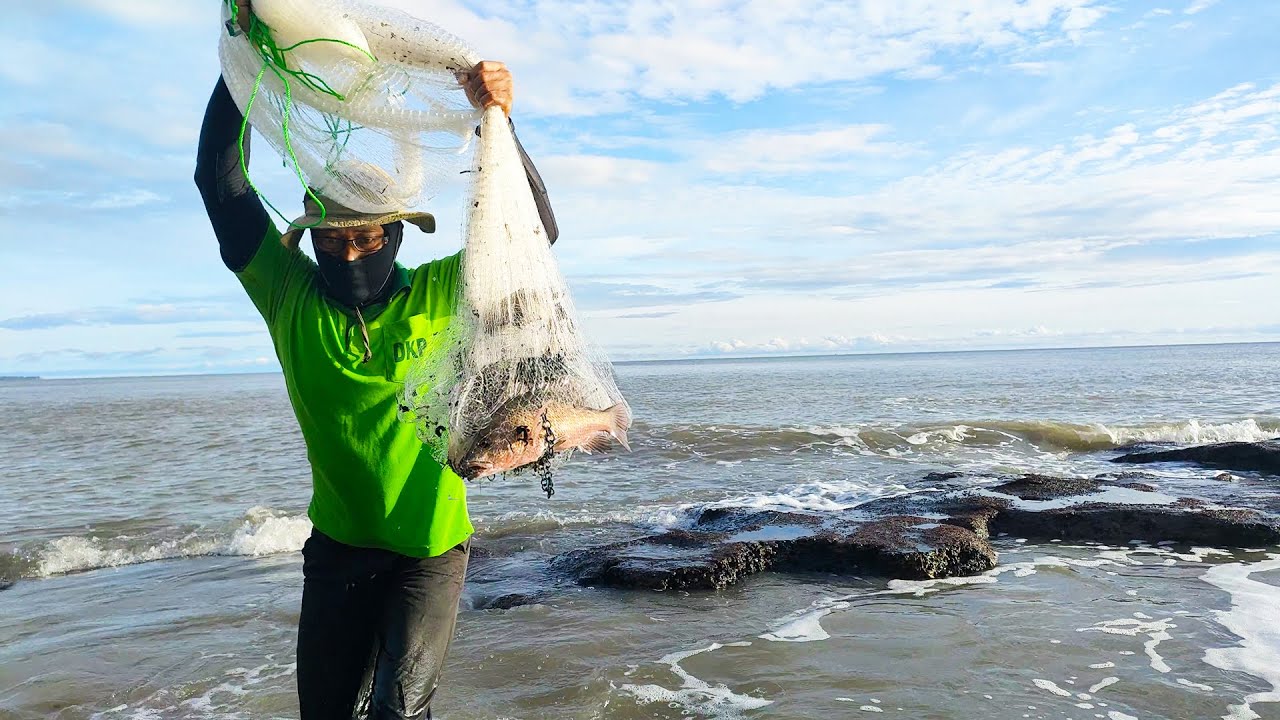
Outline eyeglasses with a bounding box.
[312,232,387,255]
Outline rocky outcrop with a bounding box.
[555,512,997,591]
[553,472,1280,592]
[472,592,541,611]
[1113,440,1280,476]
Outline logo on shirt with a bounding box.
[392,338,430,363]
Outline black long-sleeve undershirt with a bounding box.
[193,77,559,274]
[194,77,271,272]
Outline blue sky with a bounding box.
[3,0,1279,376]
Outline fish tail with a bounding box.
[607,403,632,451]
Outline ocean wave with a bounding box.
[473,505,686,538]
[641,417,1280,458]
[7,507,311,581]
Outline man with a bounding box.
[194,3,556,717]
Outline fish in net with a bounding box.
[219,0,632,494]
[402,103,632,496]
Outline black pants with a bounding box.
[297,530,470,720]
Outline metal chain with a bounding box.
[533,408,557,498]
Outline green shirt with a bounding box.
[236,225,472,557]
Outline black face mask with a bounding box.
[315,222,404,308]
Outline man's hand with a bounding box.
[234,0,251,33]
[460,61,514,116]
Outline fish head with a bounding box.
[450,405,549,480]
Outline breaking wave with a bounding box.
[3,507,311,581]
[640,417,1279,460]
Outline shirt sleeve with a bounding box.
[194,76,272,272]
[409,251,463,323]
[236,224,318,332]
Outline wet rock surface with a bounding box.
[1113,439,1280,476]
[472,592,541,611]
[550,471,1280,592]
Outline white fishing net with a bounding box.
[218,0,482,215]
[219,0,631,492]
[403,106,632,495]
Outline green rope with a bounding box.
[224,0,379,230]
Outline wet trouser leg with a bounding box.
[296,530,470,720]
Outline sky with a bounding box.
[2,0,1279,376]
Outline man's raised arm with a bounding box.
[193,76,271,272]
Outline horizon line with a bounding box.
[7,338,1278,381]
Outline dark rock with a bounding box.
[937,504,1003,539]
[694,508,822,534]
[990,505,1280,546]
[1113,440,1280,476]
[924,471,965,482]
[556,516,996,591]
[550,467,1280,595]
[991,475,1102,500]
[789,518,997,579]
[1112,441,1179,455]
[1094,470,1158,481]
[0,580,12,592]
[474,592,540,610]
[958,474,1280,545]
[557,531,778,591]
[991,474,1158,501]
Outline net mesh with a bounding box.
[218,0,482,217]
[402,107,631,494]
[218,0,632,492]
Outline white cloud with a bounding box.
[542,82,1280,262]
[1183,0,1220,15]
[1007,61,1059,76]
[4,0,1277,373]
[87,190,166,210]
[696,125,909,175]
[371,0,1109,115]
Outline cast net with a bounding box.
[402,106,632,496]
[219,0,631,493]
[218,0,482,220]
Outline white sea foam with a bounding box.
[760,557,1074,645]
[776,417,1277,455]
[760,601,850,642]
[1077,615,1176,674]
[224,507,312,556]
[478,504,687,534]
[32,507,311,578]
[1099,418,1278,446]
[1201,554,1280,720]
[619,642,772,717]
[1033,679,1073,697]
[36,534,218,577]
[700,478,926,516]
[1089,677,1120,693]
[906,425,975,445]
[89,660,296,719]
[1177,678,1215,692]
[976,486,1179,511]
